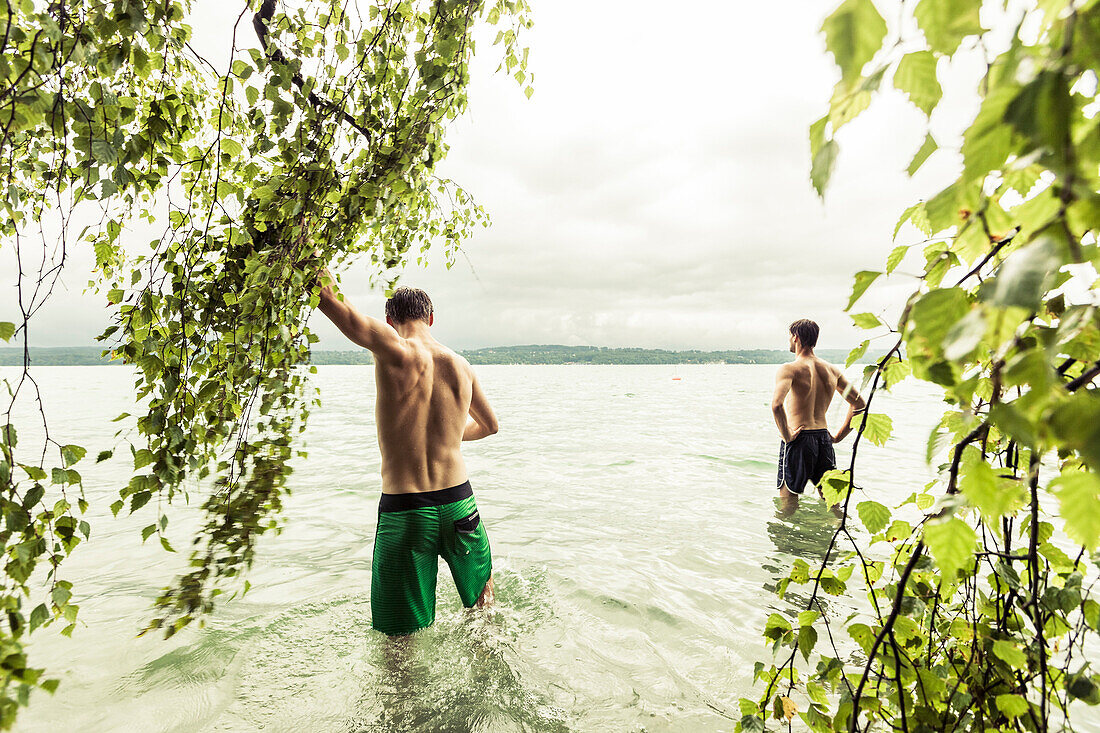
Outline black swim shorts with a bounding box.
[777,428,836,495]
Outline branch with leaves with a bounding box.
[743,0,1100,730]
[0,0,532,727]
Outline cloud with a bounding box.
[7,0,987,354]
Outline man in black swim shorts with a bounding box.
[771,319,866,515]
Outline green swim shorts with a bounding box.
[371,481,493,635]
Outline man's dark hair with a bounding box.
[789,318,820,348]
[385,286,433,324]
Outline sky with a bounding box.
[6,0,1001,351]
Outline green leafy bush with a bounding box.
[0,0,530,726]
[744,1,1100,730]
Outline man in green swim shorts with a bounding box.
[313,269,499,635]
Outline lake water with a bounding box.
[6,365,1098,732]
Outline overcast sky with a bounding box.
[8,0,996,351]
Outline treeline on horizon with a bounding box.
[0,345,871,366]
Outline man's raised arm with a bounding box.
[463,371,498,441]
[315,268,405,359]
[832,369,867,443]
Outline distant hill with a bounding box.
[1,345,873,366]
[460,345,860,365]
[0,347,118,366]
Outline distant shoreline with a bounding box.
[0,345,875,367]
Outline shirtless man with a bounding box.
[771,319,866,514]
[315,271,499,635]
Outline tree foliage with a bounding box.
[744,0,1100,730]
[0,0,530,726]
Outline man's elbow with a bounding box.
[771,402,785,414]
[486,420,499,436]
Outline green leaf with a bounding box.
[959,455,1024,525]
[1048,392,1100,470]
[886,244,910,273]
[894,51,941,115]
[1083,599,1100,631]
[29,603,49,632]
[942,308,985,361]
[820,469,852,507]
[0,321,14,341]
[740,715,765,733]
[985,237,1061,311]
[22,483,44,510]
[130,490,152,512]
[992,639,1028,669]
[1005,70,1072,170]
[886,519,913,542]
[848,623,875,654]
[1066,671,1100,704]
[797,610,820,627]
[850,312,881,329]
[61,444,86,467]
[924,181,978,234]
[909,287,970,345]
[821,0,888,82]
[847,340,870,367]
[1052,469,1100,550]
[141,524,157,542]
[857,500,891,533]
[829,78,873,131]
[961,86,1017,182]
[883,358,911,388]
[96,450,113,463]
[19,464,46,481]
[906,133,938,176]
[763,613,792,641]
[220,138,243,157]
[809,115,828,160]
[846,271,881,311]
[806,681,829,706]
[923,517,977,579]
[914,0,984,56]
[852,412,892,446]
[894,202,931,239]
[989,402,1037,447]
[811,139,839,198]
[798,625,818,661]
[91,139,119,164]
[790,558,811,584]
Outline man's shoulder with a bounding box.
[429,343,473,371]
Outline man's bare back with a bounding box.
[373,336,494,493]
[316,270,498,494]
[774,356,845,440]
